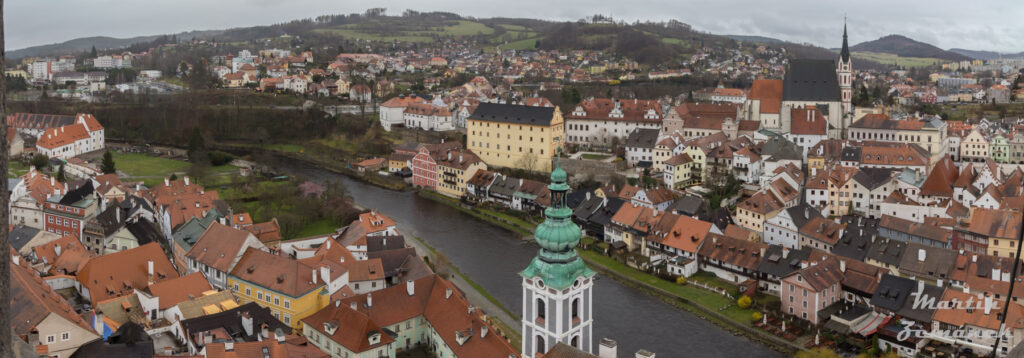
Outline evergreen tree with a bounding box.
[101,150,116,174]
[90,45,97,58]
[56,164,67,183]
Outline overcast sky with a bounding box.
[9,0,1024,53]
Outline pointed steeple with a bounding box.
[840,19,851,62]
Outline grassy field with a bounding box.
[851,51,946,68]
[113,152,239,187]
[114,152,190,177]
[499,38,541,50]
[315,19,494,43]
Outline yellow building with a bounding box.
[734,190,784,240]
[228,248,344,332]
[435,149,486,198]
[5,70,28,79]
[663,153,695,189]
[970,208,1023,259]
[467,103,564,172]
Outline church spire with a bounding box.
[840,18,851,62]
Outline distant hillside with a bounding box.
[949,48,1024,60]
[726,35,783,44]
[850,35,970,61]
[10,30,224,59]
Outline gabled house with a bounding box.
[11,259,100,358]
[185,222,269,290]
[76,242,179,305]
[697,233,768,284]
[780,257,843,324]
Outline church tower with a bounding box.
[837,20,854,117]
[521,153,596,356]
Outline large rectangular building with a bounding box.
[467,103,564,172]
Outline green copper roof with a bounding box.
[521,149,595,290]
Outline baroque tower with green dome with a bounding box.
[520,155,596,356]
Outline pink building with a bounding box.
[412,147,438,189]
[780,257,844,324]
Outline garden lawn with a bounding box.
[579,250,756,324]
[581,153,611,160]
[291,219,339,239]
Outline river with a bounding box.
[280,163,783,357]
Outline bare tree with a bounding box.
[0,1,10,355]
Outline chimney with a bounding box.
[92,310,104,334]
[760,248,766,257]
[918,248,926,262]
[12,255,18,266]
[241,312,254,336]
[993,268,1001,280]
[148,260,154,277]
[407,280,415,296]
[480,325,488,338]
[446,287,453,299]
[274,328,285,343]
[335,299,341,308]
[839,260,846,273]
[184,176,190,186]
[599,338,618,358]
[54,244,62,257]
[164,178,169,186]
[320,265,330,284]
[261,323,270,339]
[51,177,55,186]
[312,269,317,284]
[367,293,372,308]
[350,302,357,310]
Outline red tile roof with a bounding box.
[187,222,261,273]
[748,79,783,114]
[36,122,91,150]
[77,242,179,304]
[566,98,663,123]
[11,260,98,336]
[789,108,828,135]
[146,272,214,310]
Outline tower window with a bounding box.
[536,336,546,355]
[536,298,546,321]
[572,298,580,321]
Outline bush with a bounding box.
[675,276,687,285]
[737,295,752,308]
[751,312,763,323]
[208,151,237,166]
[31,154,49,169]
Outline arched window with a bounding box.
[571,335,580,349]
[536,298,546,320]
[536,336,546,355]
[571,298,580,320]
